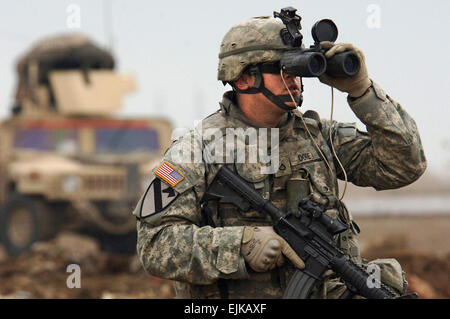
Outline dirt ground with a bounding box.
[0,214,448,299]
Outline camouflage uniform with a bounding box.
[133,81,426,298]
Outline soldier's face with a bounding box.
[262,72,302,108]
[235,71,302,113]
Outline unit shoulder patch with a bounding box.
[140,178,179,218]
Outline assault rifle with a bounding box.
[201,166,415,299]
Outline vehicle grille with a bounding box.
[79,173,126,198]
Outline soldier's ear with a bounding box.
[234,73,255,91]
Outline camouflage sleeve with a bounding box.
[322,81,427,190]
[133,131,248,285]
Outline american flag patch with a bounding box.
[154,161,185,187]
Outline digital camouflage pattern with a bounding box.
[218,17,299,82]
[368,258,408,294]
[133,80,426,298]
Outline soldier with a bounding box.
[133,16,426,298]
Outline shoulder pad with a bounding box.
[201,111,229,132]
[202,109,222,122]
[336,122,357,139]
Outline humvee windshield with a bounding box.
[95,128,159,153]
[13,120,160,154]
[14,128,78,153]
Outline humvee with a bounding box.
[0,34,172,256]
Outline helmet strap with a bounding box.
[232,65,302,111]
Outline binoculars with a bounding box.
[275,7,360,78]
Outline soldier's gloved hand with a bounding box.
[319,41,372,98]
[241,226,305,272]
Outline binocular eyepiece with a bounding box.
[275,7,361,78]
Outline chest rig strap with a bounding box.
[335,199,362,264]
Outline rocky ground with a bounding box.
[0,215,448,299]
[0,232,175,299]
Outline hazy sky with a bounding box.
[1,0,449,173]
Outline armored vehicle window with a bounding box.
[95,128,159,153]
[14,128,78,153]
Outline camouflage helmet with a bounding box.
[218,16,296,82]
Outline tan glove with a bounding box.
[319,41,372,98]
[241,226,305,272]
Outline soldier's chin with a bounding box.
[284,102,297,109]
[278,94,300,108]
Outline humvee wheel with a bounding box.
[0,193,56,257]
